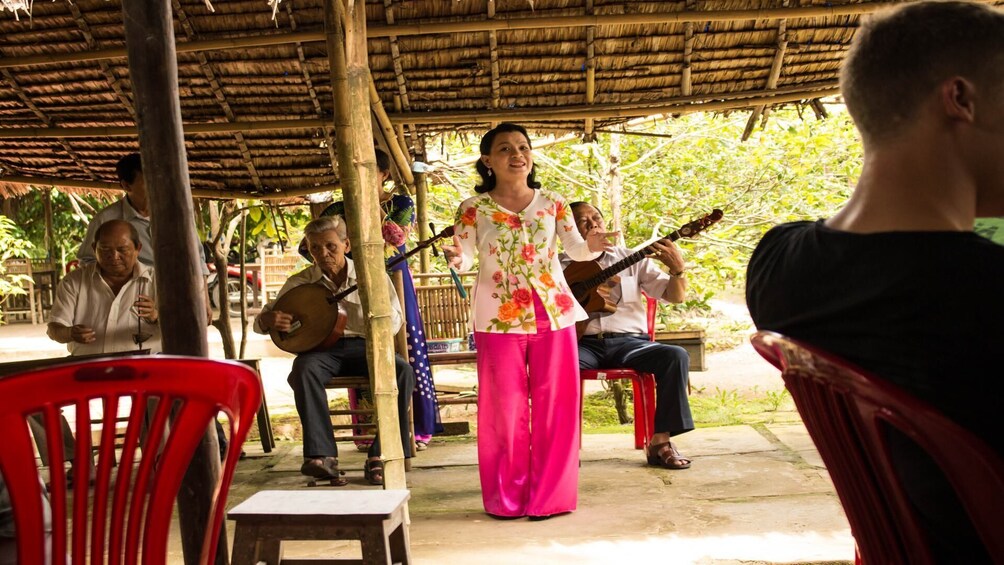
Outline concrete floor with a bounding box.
[207,425,853,564]
[1,317,853,564]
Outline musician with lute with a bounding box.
[561,202,708,471]
[253,215,414,486]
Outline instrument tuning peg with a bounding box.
[429,222,440,257]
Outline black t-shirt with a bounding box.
[746,220,1004,453]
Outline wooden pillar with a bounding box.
[121,1,222,563]
[414,169,430,274]
[325,0,406,489]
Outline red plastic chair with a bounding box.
[751,331,1004,564]
[580,295,658,450]
[0,356,262,564]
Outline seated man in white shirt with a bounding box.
[561,202,694,470]
[254,215,414,485]
[48,219,160,354]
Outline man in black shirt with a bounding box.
[746,2,1004,562]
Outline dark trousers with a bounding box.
[288,337,414,459]
[578,336,694,437]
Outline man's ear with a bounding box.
[343,237,351,253]
[940,77,978,123]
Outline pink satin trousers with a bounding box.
[474,293,581,517]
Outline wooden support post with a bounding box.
[121,1,221,563]
[325,0,406,490]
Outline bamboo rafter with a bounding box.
[285,1,339,179]
[172,0,263,192]
[0,69,100,182]
[488,0,501,118]
[681,0,696,97]
[67,1,136,121]
[743,9,790,141]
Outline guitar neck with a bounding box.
[575,228,683,292]
[325,226,454,305]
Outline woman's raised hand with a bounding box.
[441,234,463,269]
[586,230,619,253]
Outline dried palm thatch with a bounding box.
[0,0,995,200]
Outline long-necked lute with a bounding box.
[269,226,455,353]
[563,209,723,314]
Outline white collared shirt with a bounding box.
[49,262,161,355]
[559,246,674,335]
[253,259,403,338]
[453,189,598,333]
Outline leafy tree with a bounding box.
[0,215,35,325]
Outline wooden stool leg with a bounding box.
[359,528,392,565]
[230,523,259,565]
[259,538,282,564]
[256,397,274,453]
[388,522,411,565]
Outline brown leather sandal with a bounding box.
[364,458,384,485]
[647,441,692,470]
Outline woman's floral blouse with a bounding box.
[453,189,598,333]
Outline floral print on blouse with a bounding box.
[453,189,598,333]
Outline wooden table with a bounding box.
[229,489,411,565]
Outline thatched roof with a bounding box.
[0,0,982,200]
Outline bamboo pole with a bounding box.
[325,0,407,490]
[369,79,415,187]
[120,0,220,563]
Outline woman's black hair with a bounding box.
[474,123,542,193]
[374,148,392,174]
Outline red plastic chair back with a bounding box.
[580,296,658,450]
[0,356,262,564]
[751,331,1004,563]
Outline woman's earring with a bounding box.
[487,168,493,177]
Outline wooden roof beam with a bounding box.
[172,0,263,192]
[389,84,840,125]
[285,2,339,179]
[0,2,911,69]
[743,12,789,141]
[0,173,344,200]
[0,82,839,137]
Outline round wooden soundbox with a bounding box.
[268,283,348,354]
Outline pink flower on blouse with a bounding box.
[509,274,520,285]
[521,244,536,264]
[512,287,532,307]
[505,214,522,230]
[381,221,406,247]
[492,270,503,284]
[555,292,575,314]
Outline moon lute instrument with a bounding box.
[269,226,455,353]
[563,209,723,314]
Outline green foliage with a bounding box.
[426,107,863,317]
[0,215,35,325]
[9,189,112,261]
